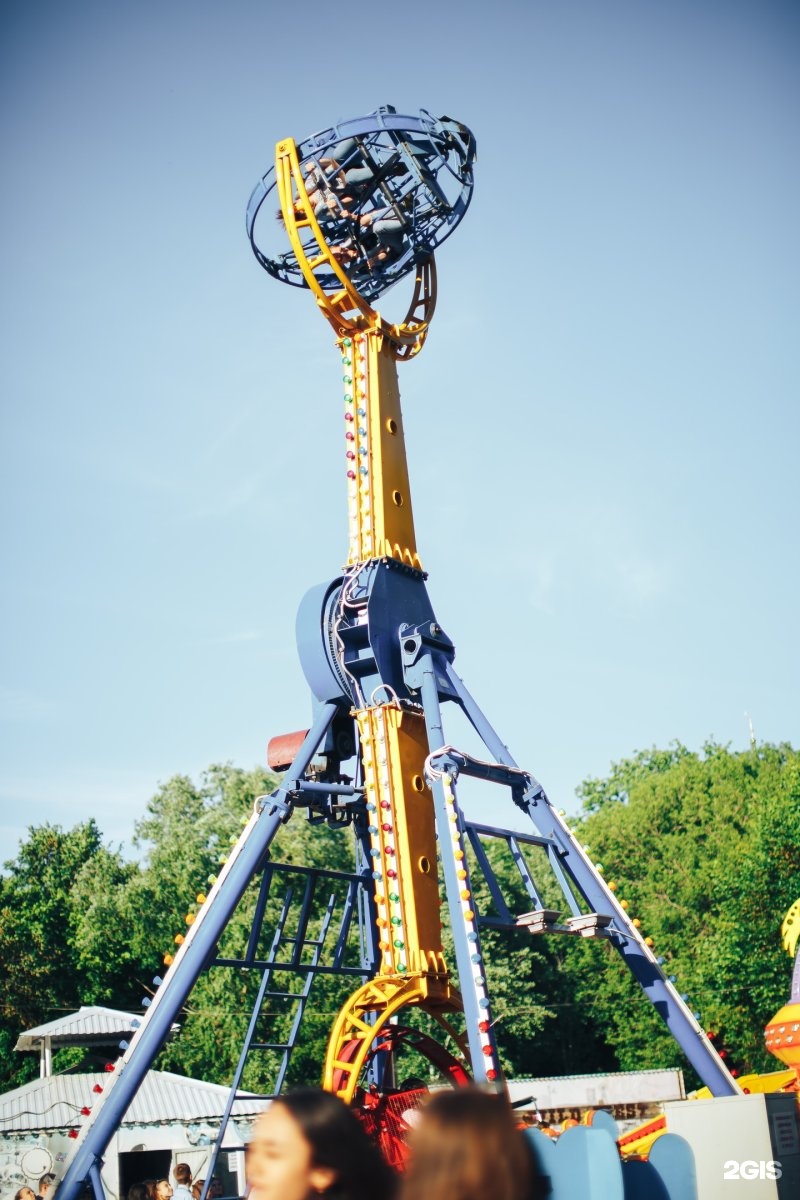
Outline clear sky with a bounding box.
[2,0,797,863]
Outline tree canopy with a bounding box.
[2,741,797,1095]
[570,740,800,1078]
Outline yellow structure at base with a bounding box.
[619,1069,800,1160]
[693,1068,798,1100]
[356,704,446,979]
[765,1001,800,1073]
[765,898,800,1080]
[320,704,459,1102]
[323,976,464,1104]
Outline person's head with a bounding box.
[191,1180,205,1200]
[16,1188,37,1200]
[173,1165,192,1188]
[38,1176,56,1199]
[154,1181,173,1200]
[206,1182,222,1199]
[400,1088,546,1200]
[127,1185,148,1200]
[247,1088,396,1200]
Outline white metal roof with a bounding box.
[14,1007,143,1051]
[506,1068,685,1109]
[0,1071,267,1134]
[14,1006,180,1053]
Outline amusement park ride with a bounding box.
[57,106,749,1199]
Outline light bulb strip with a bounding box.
[359,707,408,976]
[441,773,498,1076]
[343,334,374,565]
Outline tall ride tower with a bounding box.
[56,106,740,1200]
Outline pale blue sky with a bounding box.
[2,0,797,862]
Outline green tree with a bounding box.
[570,741,800,1083]
[123,763,362,1090]
[0,822,136,1088]
[4,740,796,1099]
[459,828,618,1080]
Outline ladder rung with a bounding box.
[263,990,306,1000]
[252,1042,292,1051]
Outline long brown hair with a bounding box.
[400,1089,546,1200]
[275,1088,398,1200]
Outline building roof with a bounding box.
[506,1068,685,1109]
[0,1071,267,1134]
[14,1007,143,1052]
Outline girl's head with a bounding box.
[16,1188,37,1200]
[247,1088,396,1200]
[401,1089,546,1200]
[154,1181,173,1200]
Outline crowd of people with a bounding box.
[14,1171,55,1200]
[14,1086,548,1200]
[124,1172,223,1200]
[246,1086,549,1200]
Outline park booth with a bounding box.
[0,1007,266,1200]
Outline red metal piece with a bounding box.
[338,1024,472,1169]
[267,729,310,771]
[355,1088,429,1170]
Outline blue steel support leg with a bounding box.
[56,703,340,1200]
[443,662,519,767]
[351,816,388,1090]
[441,662,739,1098]
[417,653,501,1085]
[513,781,740,1096]
[200,889,296,1200]
[88,1163,104,1200]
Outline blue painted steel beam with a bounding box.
[211,958,365,977]
[417,653,500,1083]
[201,890,295,1198]
[245,864,275,964]
[464,826,514,923]
[440,663,740,1097]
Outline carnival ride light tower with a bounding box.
[55,106,741,1200]
[250,107,494,1094]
